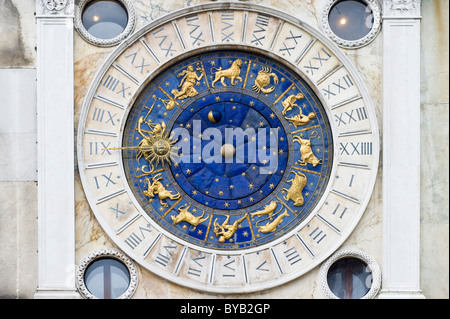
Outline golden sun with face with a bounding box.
[138,133,179,168]
[103,119,179,170]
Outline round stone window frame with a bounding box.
[75,0,136,47]
[320,0,382,49]
[76,249,138,299]
[319,249,381,299]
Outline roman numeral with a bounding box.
[187,255,206,277]
[340,142,373,155]
[322,74,354,99]
[117,82,131,98]
[153,28,176,58]
[93,172,118,189]
[125,232,142,249]
[89,141,112,155]
[303,48,332,75]
[332,203,348,219]
[356,106,368,121]
[102,74,120,91]
[124,225,152,249]
[334,107,368,126]
[125,52,151,75]
[92,108,118,125]
[187,267,201,277]
[221,12,235,42]
[102,75,131,98]
[251,13,270,46]
[155,254,170,267]
[155,244,177,267]
[109,202,126,219]
[309,226,327,244]
[283,247,302,265]
[256,260,270,272]
[279,30,302,56]
[186,15,205,47]
[222,257,236,277]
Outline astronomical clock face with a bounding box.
[78,4,379,293]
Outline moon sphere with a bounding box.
[208,110,222,123]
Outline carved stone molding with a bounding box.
[319,249,382,299]
[36,0,74,16]
[76,249,138,299]
[382,0,421,18]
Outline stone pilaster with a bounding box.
[379,0,425,299]
[34,0,79,299]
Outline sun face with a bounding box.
[103,118,179,171]
[138,134,179,167]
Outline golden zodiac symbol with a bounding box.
[285,106,316,128]
[213,214,248,243]
[137,116,166,158]
[211,59,243,88]
[143,173,181,207]
[256,209,290,234]
[281,93,305,115]
[171,64,204,100]
[158,97,176,111]
[171,203,209,230]
[252,66,279,94]
[293,131,323,167]
[140,163,156,177]
[250,201,278,219]
[282,171,307,206]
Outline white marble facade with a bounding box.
[0,0,448,299]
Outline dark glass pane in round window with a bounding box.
[82,0,128,40]
[84,258,131,299]
[327,258,372,299]
[328,0,374,41]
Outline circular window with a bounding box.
[82,1,128,40]
[75,0,136,47]
[77,249,138,299]
[321,0,381,49]
[84,258,130,299]
[319,249,381,299]
[327,257,372,299]
[328,1,373,41]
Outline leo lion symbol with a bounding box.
[211,59,243,88]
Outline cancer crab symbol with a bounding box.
[252,66,279,94]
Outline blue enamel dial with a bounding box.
[170,90,289,210]
[123,51,333,250]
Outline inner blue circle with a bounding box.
[122,50,333,250]
[170,91,289,209]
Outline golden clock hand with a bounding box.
[102,145,154,151]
